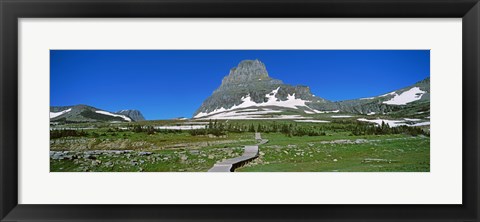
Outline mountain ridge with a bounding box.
[50,104,144,123]
[193,60,429,119]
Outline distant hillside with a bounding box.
[311,77,430,115]
[50,105,133,123]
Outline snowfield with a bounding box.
[181,122,210,125]
[205,115,311,120]
[312,109,340,114]
[294,120,330,123]
[196,108,311,120]
[95,110,132,122]
[357,118,407,127]
[404,118,421,121]
[236,108,260,113]
[232,115,311,120]
[359,97,374,100]
[331,115,353,118]
[202,109,282,119]
[154,125,206,130]
[201,112,311,120]
[357,118,430,127]
[380,91,397,97]
[50,108,72,118]
[194,87,320,118]
[382,87,426,105]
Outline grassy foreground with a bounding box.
[50,118,430,172]
[238,133,429,172]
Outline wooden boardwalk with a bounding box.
[208,133,267,172]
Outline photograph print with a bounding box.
[50,50,430,172]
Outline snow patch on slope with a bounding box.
[95,110,132,122]
[194,87,312,118]
[295,120,330,123]
[380,91,397,97]
[198,108,310,120]
[404,118,421,121]
[205,113,310,120]
[360,97,375,100]
[312,109,340,114]
[154,125,206,130]
[357,118,430,127]
[50,108,72,119]
[383,87,426,105]
[197,108,312,120]
[357,118,408,127]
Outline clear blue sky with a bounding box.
[51,50,430,120]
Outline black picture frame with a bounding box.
[1,0,479,221]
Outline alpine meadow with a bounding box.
[50,50,430,172]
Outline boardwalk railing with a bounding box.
[208,133,267,172]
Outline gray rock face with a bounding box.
[117,110,146,121]
[218,60,280,88]
[193,60,328,117]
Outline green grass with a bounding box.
[237,133,429,172]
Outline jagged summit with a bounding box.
[221,60,270,84]
[216,60,283,93]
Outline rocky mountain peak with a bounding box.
[220,60,272,86]
[193,60,327,117]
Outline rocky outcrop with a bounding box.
[117,110,146,121]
